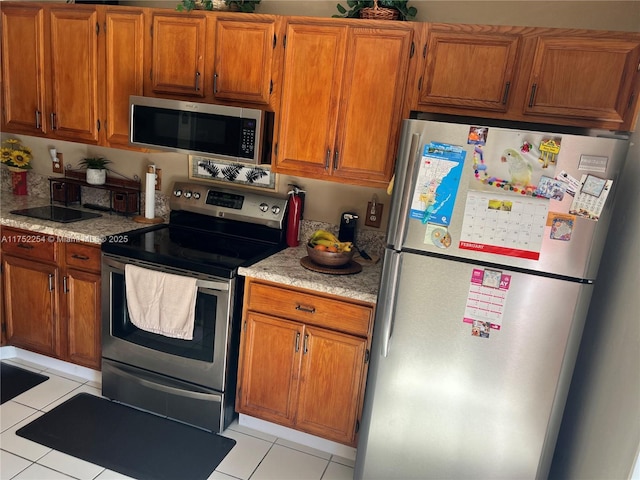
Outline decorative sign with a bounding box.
[189,156,277,191]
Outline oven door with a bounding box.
[101,254,235,392]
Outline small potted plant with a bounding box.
[334,0,417,21]
[176,0,261,13]
[79,157,111,185]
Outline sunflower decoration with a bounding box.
[1,138,33,170]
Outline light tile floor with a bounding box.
[0,357,355,480]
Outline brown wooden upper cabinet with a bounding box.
[416,24,520,113]
[145,11,212,99]
[213,14,277,105]
[1,4,101,143]
[413,24,640,131]
[523,34,640,129]
[1,3,145,148]
[274,18,415,189]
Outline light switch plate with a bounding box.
[52,153,64,173]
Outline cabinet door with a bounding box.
[214,16,275,104]
[0,4,47,135]
[237,312,303,425]
[63,268,101,370]
[3,256,59,357]
[524,36,640,126]
[103,8,145,149]
[275,21,347,177]
[147,12,209,98]
[296,326,367,446]
[417,28,520,112]
[48,7,100,143]
[333,26,413,187]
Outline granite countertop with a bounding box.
[239,244,383,304]
[1,193,155,243]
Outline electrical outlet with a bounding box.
[365,202,383,228]
[155,169,162,190]
[51,153,64,173]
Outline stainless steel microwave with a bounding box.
[129,96,266,164]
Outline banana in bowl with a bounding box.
[306,229,354,267]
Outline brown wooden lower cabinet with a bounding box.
[1,226,101,369]
[236,278,374,446]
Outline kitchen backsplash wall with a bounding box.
[0,133,391,232]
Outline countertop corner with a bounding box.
[239,244,382,304]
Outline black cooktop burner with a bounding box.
[102,224,285,278]
[11,206,102,223]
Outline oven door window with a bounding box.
[110,271,218,362]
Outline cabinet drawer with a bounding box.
[65,242,101,272]
[246,281,373,337]
[1,228,57,262]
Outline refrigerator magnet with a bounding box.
[430,227,452,249]
[534,176,567,201]
[548,213,575,241]
[471,320,490,338]
[569,175,613,221]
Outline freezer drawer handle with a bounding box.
[295,304,316,314]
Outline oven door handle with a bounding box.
[108,361,222,401]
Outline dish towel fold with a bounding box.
[125,264,198,340]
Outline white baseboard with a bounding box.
[239,413,357,461]
[0,346,100,383]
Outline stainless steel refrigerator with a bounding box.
[355,118,629,480]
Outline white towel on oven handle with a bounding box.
[124,264,198,340]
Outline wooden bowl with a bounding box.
[306,244,354,267]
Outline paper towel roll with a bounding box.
[145,166,156,219]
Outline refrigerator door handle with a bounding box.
[388,131,422,250]
[379,250,402,357]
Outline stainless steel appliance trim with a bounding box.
[129,95,264,164]
[378,249,402,358]
[101,253,234,391]
[387,128,422,250]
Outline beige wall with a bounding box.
[125,0,640,31]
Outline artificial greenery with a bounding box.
[176,0,261,13]
[79,157,111,170]
[334,0,417,21]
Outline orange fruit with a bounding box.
[327,245,338,252]
[314,244,328,251]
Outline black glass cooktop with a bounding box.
[102,224,285,278]
[10,206,102,223]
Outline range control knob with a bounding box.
[173,189,182,197]
[184,191,192,199]
[259,202,269,212]
[193,192,201,200]
[271,205,281,215]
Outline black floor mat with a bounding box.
[1,362,49,404]
[16,393,236,480]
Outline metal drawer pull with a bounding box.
[195,71,201,91]
[50,112,57,130]
[35,110,41,129]
[295,332,300,352]
[48,273,54,292]
[295,304,316,314]
[303,334,309,354]
[71,254,90,261]
[63,276,68,294]
[17,243,34,250]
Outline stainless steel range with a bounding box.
[100,181,288,432]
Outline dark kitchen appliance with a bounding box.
[101,181,288,432]
[338,212,358,243]
[10,206,102,223]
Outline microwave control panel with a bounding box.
[240,119,257,158]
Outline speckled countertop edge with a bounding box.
[239,244,383,304]
[1,192,155,243]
